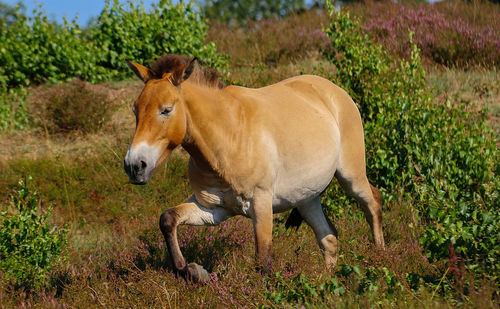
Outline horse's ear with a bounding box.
[126,60,155,83]
[171,57,198,86]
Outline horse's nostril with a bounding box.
[141,160,147,169]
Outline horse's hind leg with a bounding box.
[159,195,233,282]
[335,169,385,248]
[297,197,339,269]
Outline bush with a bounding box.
[0,4,101,90]
[321,3,499,279]
[42,79,112,134]
[90,0,228,80]
[0,89,29,131]
[0,175,67,292]
[0,0,227,91]
[0,0,228,133]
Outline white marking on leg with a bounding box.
[178,196,234,226]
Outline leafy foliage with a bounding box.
[0,5,99,90]
[0,89,29,131]
[264,266,404,307]
[0,176,67,292]
[322,3,499,279]
[0,0,226,89]
[0,0,227,132]
[90,0,228,80]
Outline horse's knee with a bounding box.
[159,209,178,234]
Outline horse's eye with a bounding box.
[160,106,173,116]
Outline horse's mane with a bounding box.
[150,54,225,89]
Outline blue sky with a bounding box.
[4,0,159,26]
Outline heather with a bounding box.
[352,0,500,68]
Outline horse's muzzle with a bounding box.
[124,157,153,185]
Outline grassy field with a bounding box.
[0,2,499,308]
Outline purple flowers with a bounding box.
[358,2,500,67]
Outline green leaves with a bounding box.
[90,0,228,80]
[322,4,499,279]
[264,266,403,307]
[0,175,67,292]
[0,0,228,131]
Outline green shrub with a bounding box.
[0,0,227,90]
[0,89,29,131]
[42,79,112,134]
[263,266,403,307]
[0,0,228,133]
[321,3,499,278]
[0,175,67,291]
[90,0,228,80]
[0,5,101,90]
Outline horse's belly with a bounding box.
[271,151,338,213]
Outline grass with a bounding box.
[0,4,499,307]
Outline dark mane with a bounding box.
[150,54,225,89]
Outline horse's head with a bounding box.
[123,58,196,185]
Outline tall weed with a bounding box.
[322,3,499,279]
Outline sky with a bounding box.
[4,0,159,26]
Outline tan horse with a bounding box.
[124,55,385,282]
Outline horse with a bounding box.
[123,55,385,282]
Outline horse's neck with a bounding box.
[181,83,242,180]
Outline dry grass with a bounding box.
[207,10,330,69]
[427,67,500,142]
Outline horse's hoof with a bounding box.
[186,263,210,283]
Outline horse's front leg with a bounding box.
[251,189,273,274]
[159,195,233,282]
